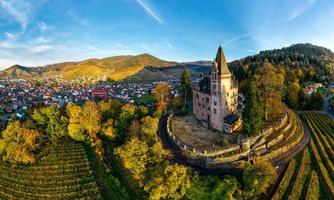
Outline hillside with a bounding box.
[229,43,334,82]
[0,54,178,81]
[0,65,35,79]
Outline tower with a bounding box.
[209,46,237,131]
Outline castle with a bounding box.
[193,46,242,133]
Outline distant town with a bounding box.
[0,77,193,129]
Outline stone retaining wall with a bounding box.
[165,109,302,167]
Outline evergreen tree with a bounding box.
[242,82,264,136]
[180,68,193,106]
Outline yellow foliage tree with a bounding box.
[153,83,172,113]
[0,121,41,164]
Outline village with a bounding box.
[0,77,184,130]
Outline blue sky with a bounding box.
[0,0,333,69]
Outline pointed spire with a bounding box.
[214,46,230,75]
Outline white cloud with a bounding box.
[35,36,49,43]
[288,0,317,21]
[37,21,51,31]
[67,10,90,26]
[4,32,16,40]
[0,0,45,31]
[136,0,163,24]
[222,33,252,47]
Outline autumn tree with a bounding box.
[0,121,41,164]
[153,82,172,113]
[98,99,123,121]
[101,119,116,139]
[252,62,285,120]
[66,103,85,141]
[32,105,68,139]
[144,162,191,200]
[180,68,193,106]
[115,137,149,184]
[66,101,104,159]
[81,101,102,142]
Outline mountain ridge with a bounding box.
[1,43,334,82]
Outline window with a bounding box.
[198,103,201,106]
[206,97,209,103]
[214,101,217,106]
[227,92,229,97]
[196,94,199,98]
[213,108,217,114]
[225,101,227,106]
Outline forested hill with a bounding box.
[230,43,334,83]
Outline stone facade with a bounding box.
[193,46,239,132]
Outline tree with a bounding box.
[67,103,85,141]
[187,175,241,200]
[153,83,172,113]
[101,119,116,139]
[243,161,276,196]
[32,105,68,139]
[180,68,193,106]
[0,121,41,164]
[309,91,324,110]
[242,82,264,136]
[286,82,300,109]
[144,162,191,200]
[135,106,149,119]
[115,137,149,185]
[98,99,123,121]
[81,101,102,142]
[252,62,285,120]
[141,116,159,141]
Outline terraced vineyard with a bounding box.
[0,137,101,199]
[271,112,334,200]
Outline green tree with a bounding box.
[286,82,300,109]
[32,105,68,139]
[309,91,324,110]
[180,68,193,106]
[135,106,149,119]
[242,82,264,136]
[243,161,276,196]
[187,175,241,200]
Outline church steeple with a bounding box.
[214,46,231,75]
